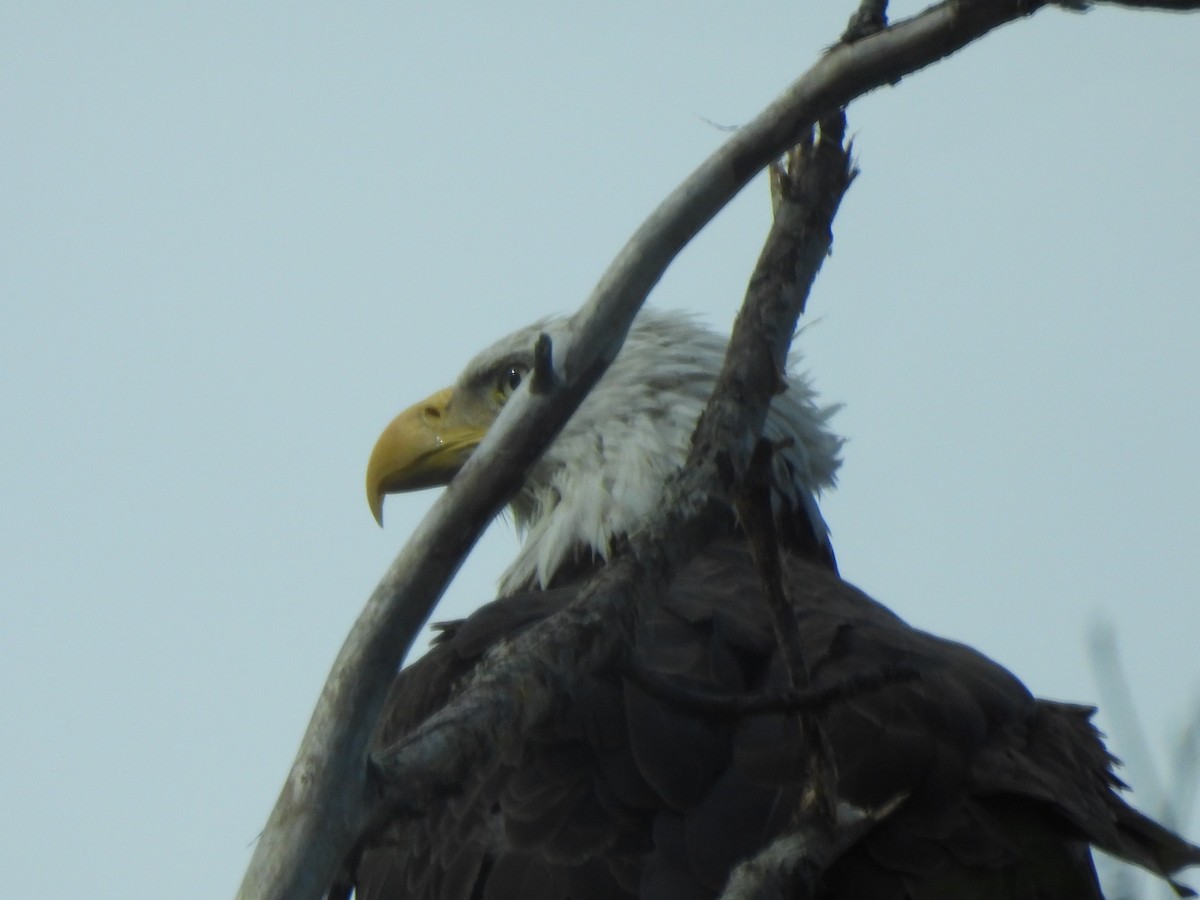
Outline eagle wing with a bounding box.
[355,536,1199,900]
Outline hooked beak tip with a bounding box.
[368,489,385,527]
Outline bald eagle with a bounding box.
[357,310,1199,900]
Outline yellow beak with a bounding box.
[365,387,489,525]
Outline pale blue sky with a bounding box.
[3,4,1198,898]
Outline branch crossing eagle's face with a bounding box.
[367,309,843,594]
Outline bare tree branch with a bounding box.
[235,3,1197,898]
[737,430,844,828]
[737,437,818,689]
[718,797,907,900]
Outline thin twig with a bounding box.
[737,439,808,689]
[737,436,840,829]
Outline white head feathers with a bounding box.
[454,309,843,595]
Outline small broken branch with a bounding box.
[719,797,908,900]
[529,332,556,395]
[737,438,810,690]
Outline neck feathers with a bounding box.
[496,311,842,595]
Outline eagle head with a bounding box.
[367,309,843,593]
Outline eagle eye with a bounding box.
[495,364,527,403]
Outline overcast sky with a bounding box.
[3,3,1198,898]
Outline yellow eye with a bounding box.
[495,365,526,403]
